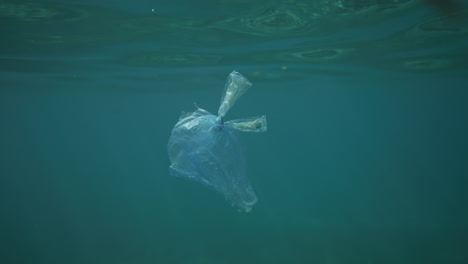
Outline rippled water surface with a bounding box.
[1,0,467,263]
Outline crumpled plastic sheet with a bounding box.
[167,71,267,212]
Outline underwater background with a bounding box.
[1,0,467,263]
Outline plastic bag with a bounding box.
[167,71,267,212]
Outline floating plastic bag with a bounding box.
[167,71,267,212]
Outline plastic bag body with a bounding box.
[168,108,257,212]
[167,71,266,212]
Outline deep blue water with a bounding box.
[1,0,468,263]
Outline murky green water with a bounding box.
[1,0,467,263]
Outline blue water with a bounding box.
[1,0,468,263]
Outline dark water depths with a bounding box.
[1,0,467,263]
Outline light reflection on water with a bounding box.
[1,0,467,77]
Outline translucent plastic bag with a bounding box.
[167,71,267,212]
